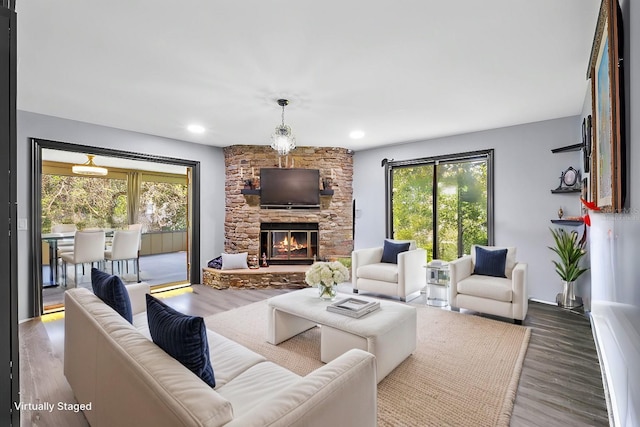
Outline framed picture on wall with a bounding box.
[587,0,624,212]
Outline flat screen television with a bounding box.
[260,168,320,208]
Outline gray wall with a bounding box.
[16,111,226,320]
[353,116,582,304]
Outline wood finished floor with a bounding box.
[19,285,609,426]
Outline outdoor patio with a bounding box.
[42,251,188,309]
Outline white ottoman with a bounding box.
[267,288,417,382]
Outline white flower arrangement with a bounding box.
[305,261,350,299]
[305,261,350,287]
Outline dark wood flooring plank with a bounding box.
[511,300,609,427]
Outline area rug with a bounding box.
[204,300,530,427]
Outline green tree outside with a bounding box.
[392,165,434,258]
[391,160,488,262]
[42,175,127,232]
[42,175,187,233]
[137,181,188,231]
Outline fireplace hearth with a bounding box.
[260,223,318,265]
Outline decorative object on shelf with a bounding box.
[554,166,581,192]
[261,252,269,267]
[72,154,108,176]
[244,178,258,190]
[548,228,589,309]
[270,99,296,156]
[248,254,260,269]
[549,145,584,193]
[588,0,624,211]
[322,177,333,190]
[305,261,350,301]
[580,197,601,227]
[562,167,578,187]
[557,208,564,219]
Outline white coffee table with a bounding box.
[267,288,417,382]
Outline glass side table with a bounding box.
[425,262,450,307]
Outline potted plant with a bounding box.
[548,228,588,308]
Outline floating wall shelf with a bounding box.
[550,219,585,226]
[551,144,583,153]
[240,189,334,196]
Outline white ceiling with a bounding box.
[16,0,600,151]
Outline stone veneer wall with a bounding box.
[224,145,353,259]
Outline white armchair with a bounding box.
[352,240,427,301]
[448,245,528,324]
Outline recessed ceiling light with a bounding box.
[187,124,205,134]
[349,130,365,139]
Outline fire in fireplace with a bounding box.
[260,223,318,264]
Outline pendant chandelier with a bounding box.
[270,99,296,156]
[72,154,108,176]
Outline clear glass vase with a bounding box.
[318,283,337,300]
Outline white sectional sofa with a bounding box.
[64,284,377,427]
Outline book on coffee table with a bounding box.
[327,297,380,318]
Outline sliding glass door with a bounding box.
[387,150,493,262]
[32,139,201,316]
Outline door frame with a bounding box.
[30,138,201,316]
[1,3,19,424]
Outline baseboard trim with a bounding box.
[529,297,556,306]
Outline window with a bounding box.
[386,150,493,261]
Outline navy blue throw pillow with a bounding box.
[91,268,133,323]
[381,240,411,264]
[207,256,223,269]
[473,247,507,278]
[146,294,215,388]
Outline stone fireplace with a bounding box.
[261,223,318,264]
[223,146,354,261]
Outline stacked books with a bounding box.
[327,297,380,318]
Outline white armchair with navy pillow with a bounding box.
[448,245,528,324]
[352,239,427,301]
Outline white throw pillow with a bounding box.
[221,252,249,270]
